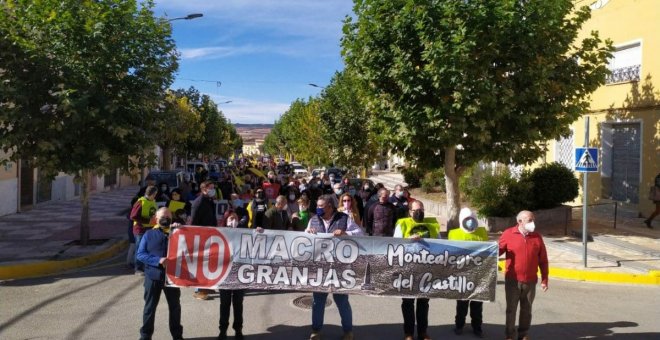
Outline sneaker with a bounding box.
[644,219,653,229]
[473,329,484,338]
[134,270,144,276]
[404,336,414,340]
[309,331,321,340]
[418,334,432,340]
[453,327,463,335]
[217,331,227,340]
[342,331,353,340]
[193,291,209,300]
[235,331,245,340]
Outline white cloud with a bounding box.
[179,45,262,60]
[207,94,290,124]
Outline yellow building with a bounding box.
[543,0,659,216]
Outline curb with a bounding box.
[0,239,129,280]
[498,261,660,286]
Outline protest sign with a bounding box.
[166,226,498,301]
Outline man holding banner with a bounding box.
[393,200,440,340]
[137,207,184,340]
[305,195,354,340]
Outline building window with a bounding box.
[555,132,574,170]
[606,42,641,85]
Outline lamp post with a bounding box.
[308,83,326,89]
[167,13,203,22]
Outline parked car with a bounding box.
[310,168,325,179]
[186,161,208,175]
[293,165,309,178]
[145,170,185,190]
[326,167,346,179]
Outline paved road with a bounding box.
[1,255,658,340]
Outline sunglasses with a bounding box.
[342,199,352,202]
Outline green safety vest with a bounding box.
[397,217,440,239]
[448,227,489,242]
[136,196,157,228]
[167,200,186,215]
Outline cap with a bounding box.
[459,207,474,223]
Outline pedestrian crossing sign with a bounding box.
[575,147,598,172]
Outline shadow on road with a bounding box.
[183,320,656,340]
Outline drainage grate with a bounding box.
[292,295,332,310]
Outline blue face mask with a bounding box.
[316,207,325,218]
[349,189,356,196]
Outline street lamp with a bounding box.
[167,13,204,22]
[219,100,233,104]
[308,83,325,89]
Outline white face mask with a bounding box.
[206,189,216,198]
[523,221,536,233]
[228,219,238,228]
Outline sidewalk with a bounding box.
[0,185,137,280]
[369,170,660,285]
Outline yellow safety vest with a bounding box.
[448,227,489,242]
[136,197,157,228]
[397,217,440,239]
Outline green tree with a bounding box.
[263,123,287,158]
[174,87,234,160]
[223,124,243,160]
[342,0,612,226]
[157,91,202,170]
[0,0,177,244]
[266,98,332,167]
[320,70,379,172]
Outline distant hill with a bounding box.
[234,123,274,129]
[235,123,272,142]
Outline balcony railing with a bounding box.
[605,64,640,84]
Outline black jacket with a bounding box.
[190,195,217,226]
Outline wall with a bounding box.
[0,178,18,216]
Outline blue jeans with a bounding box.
[135,234,144,272]
[312,293,352,332]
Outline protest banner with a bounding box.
[166,226,498,301]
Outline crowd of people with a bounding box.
[129,159,549,340]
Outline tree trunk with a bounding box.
[79,169,91,246]
[162,146,172,170]
[444,146,461,230]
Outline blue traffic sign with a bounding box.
[575,147,598,172]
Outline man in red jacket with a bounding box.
[499,210,549,340]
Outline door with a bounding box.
[610,123,640,203]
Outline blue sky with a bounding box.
[153,0,354,124]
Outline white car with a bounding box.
[292,164,308,178]
[293,168,309,178]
